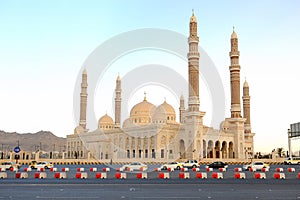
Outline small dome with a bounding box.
[98,114,114,130]
[220,120,229,130]
[83,69,87,75]
[231,30,237,39]
[130,97,156,125]
[190,12,197,23]
[74,125,84,134]
[152,101,176,124]
[243,80,249,88]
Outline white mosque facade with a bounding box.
[67,12,255,162]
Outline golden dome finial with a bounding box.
[231,26,238,39]
[144,91,147,101]
[190,9,197,23]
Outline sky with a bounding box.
[0,0,300,153]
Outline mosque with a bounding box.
[66,12,255,162]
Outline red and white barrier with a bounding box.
[96,172,107,179]
[0,172,7,179]
[179,172,190,179]
[274,173,285,179]
[234,173,246,179]
[15,172,28,179]
[192,168,200,172]
[298,173,300,179]
[50,167,57,172]
[62,167,69,172]
[288,168,295,172]
[181,168,188,172]
[37,168,44,172]
[34,172,47,179]
[0,168,5,172]
[116,167,123,172]
[250,167,256,172]
[196,172,207,179]
[262,168,268,172]
[206,168,213,172]
[115,172,126,179]
[234,168,242,172]
[54,172,67,179]
[76,172,88,179]
[77,167,85,172]
[154,168,161,172]
[167,167,174,172]
[90,167,97,172]
[136,172,147,179]
[212,172,223,179]
[10,167,18,172]
[276,168,283,172]
[158,172,170,179]
[102,167,110,172]
[254,173,266,179]
[24,168,32,172]
[219,168,226,172]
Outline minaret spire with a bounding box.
[243,80,251,133]
[229,28,241,118]
[188,10,200,111]
[115,74,121,128]
[79,69,88,129]
[179,94,185,123]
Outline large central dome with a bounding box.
[129,96,156,125]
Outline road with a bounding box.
[0,164,299,199]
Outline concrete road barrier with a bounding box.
[0,172,7,179]
[54,172,67,179]
[254,173,266,179]
[16,172,28,179]
[159,172,170,179]
[136,172,147,179]
[234,173,246,179]
[34,172,47,179]
[179,172,190,179]
[212,172,223,179]
[196,172,207,179]
[115,172,126,179]
[274,173,285,179]
[76,172,88,179]
[96,172,107,179]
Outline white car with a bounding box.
[121,162,147,171]
[182,160,200,168]
[160,162,183,170]
[243,162,269,171]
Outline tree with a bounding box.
[276,147,285,158]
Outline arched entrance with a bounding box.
[203,140,206,158]
[221,141,227,159]
[207,140,213,158]
[179,139,186,159]
[228,142,234,158]
[215,141,221,158]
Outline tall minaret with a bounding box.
[229,28,242,118]
[242,80,251,133]
[79,69,88,129]
[114,74,121,127]
[179,95,185,123]
[187,10,200,112]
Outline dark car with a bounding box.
[207,161,228,169]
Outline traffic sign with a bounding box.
[14,146,20,153]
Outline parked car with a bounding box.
[29,161,53,169]
[243,162,269,171]
[160,162,183,170]
[206,161,228,169]
[284,157,300,165]
[182,160,200,168]
[0,162,21,170]
[120,162,147,171]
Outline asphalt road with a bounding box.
[0,164,299,200]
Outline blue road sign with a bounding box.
[14,146,20,153]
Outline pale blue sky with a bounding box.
[0,0,300,153]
